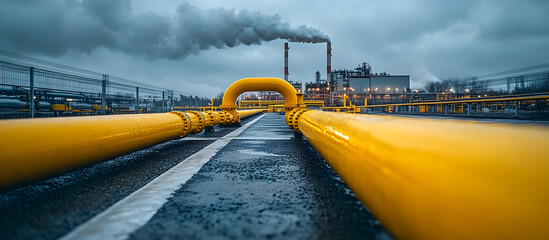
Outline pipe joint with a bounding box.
[220,110,240,125]
[169,111,192,138]
[285,107,309,132]
[206,111,221,126]
[185,110,208,134]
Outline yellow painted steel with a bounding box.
[185,110,210,134]
[220,77,298,110]
[206,111,222,126]
[0,113,185,189]
[237,109,264,118]
[238,99,324,108]
[0,109,263,189]
[297,110,549,239]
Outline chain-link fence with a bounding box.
[0,51,210,119]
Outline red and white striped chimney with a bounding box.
[327,42,332,82]
[284,42,289,81]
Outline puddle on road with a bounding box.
[242,140,266,145]
[238,149,282,157]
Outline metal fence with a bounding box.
[0,51,210,118]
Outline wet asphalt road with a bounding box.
[1,113,391,240]
[131,114,390,240]
[0,118,248,240]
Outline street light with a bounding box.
[210,97,220,111]
[258,97,262,108]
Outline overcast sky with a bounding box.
[1,0,548,97]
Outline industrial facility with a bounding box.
[305,62,411,105]
[1,47,548,240]
[281,42,411,106]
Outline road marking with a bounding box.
[181,137,221,141]
[234,137,293,140]
[61,114,266,240]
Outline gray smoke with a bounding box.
[0,0,330,59]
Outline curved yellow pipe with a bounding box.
[220,77,298,110]
[298,110,549,239]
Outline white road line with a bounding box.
[60,114,266,240]
[234,137,293,140]
[181,137,221,141]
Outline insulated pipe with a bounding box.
[220,77,298,110]
[297,110,549,239]
[0,110,262,189]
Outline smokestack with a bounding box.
[327,42,332,82]
[284,42,289,81]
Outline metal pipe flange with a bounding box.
[170,111,192,138]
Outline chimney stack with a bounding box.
[284,42,289,81]
[327,42,332,82]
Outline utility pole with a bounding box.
[29,67,35,118]
[101,74,108,115]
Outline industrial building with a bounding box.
[282,42,411,106]
[305,62,411,105]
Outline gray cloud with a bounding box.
[0,0,329,59]
[2,0,549,96]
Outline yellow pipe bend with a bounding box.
[297,110,549,239]
[220,77,298,110]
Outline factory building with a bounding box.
[281,42,410,106]
[305,62,411,105]
[330,62,410,93]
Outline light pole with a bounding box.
[210,97,220,111]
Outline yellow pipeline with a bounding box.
[297,110,549,239]
[237,109,265,118]
[220,77,298,110]
[0,110,262,189]
[0,113,185,188]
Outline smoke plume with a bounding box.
[0,0,330,59]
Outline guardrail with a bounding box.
[359,94,549,116]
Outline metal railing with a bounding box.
[0,51,210,118]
